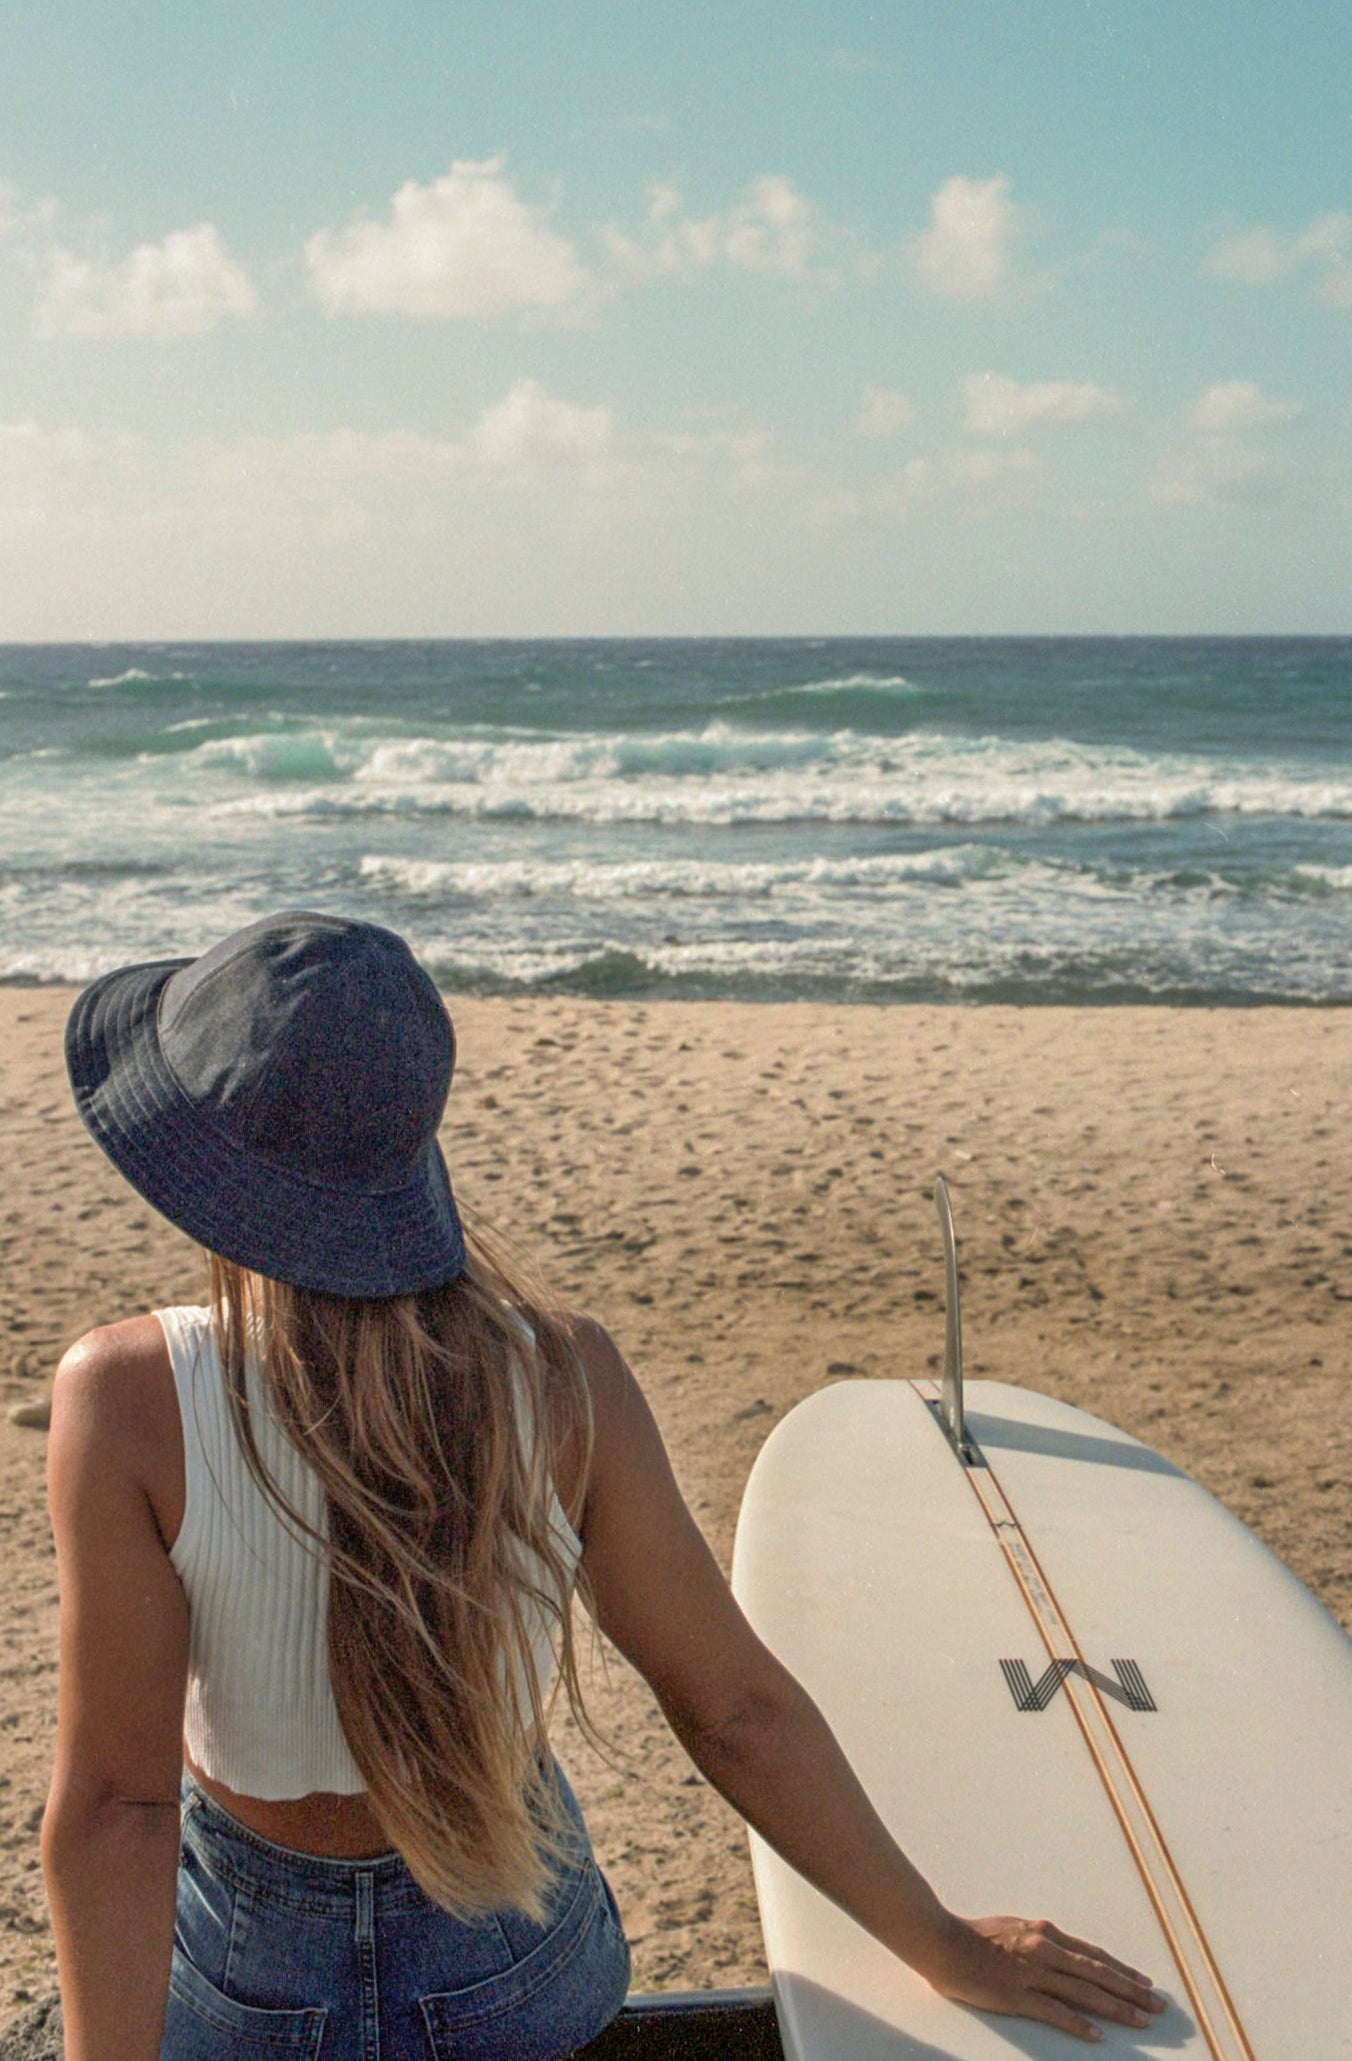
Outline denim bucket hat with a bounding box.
[64,911,466,1297]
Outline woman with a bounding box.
[43,911,1164,2059]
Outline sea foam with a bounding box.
[4,637,1348,1004]
[203,727,1350,830]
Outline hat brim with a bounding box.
[65,958,466,1298]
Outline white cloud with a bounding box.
[32,223,256,339]
[305,158,589,319]
[1148,440,1292,508]
[1293,212,1352,262]
[1189,381,1300,435]
[1203,226,1291,287]
[911,174,1026,302]
[191,385,615,497]
[0,419,467,559]
[942,444,1043,497]
[0,401,819,637]
[1149,385,1301,508]
[1300,215,1352,306]
[0,416,146,495]
[606,174,854,281]
[648,423,789,501]
[182,428,466,500]
[0,394,801,634]
[0,386,748,535]
[855,443,1044,520]
[1204,210,1352,308]
[0,183,58,243]
[718,176,817,275]
[856,385,916,437]
[963,372,1128,435]
[470,379,612,472]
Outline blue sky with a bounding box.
[2,1,1348,636]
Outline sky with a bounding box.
[1,0,1349,638]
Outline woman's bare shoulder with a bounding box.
[60,1311,168,1369]
[53,1314,175,1452]
[546,1310,637,1520]
[556,1308,641,1433]
[557,1309,628,1390]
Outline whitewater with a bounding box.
[1,637,1348,1003]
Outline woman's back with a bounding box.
[161,1302,581,1813]
[161,1303,366,1802]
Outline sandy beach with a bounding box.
[1,987,1348,2019]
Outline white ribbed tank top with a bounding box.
[158,1304,581,1800]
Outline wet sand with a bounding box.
[1,988,1348,2014]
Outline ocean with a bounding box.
[1,638,1348,1005]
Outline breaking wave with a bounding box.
[198,725,1349,829]
[87,668,189,689]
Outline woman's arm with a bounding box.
[42,1324,189,2061]
[570,1318,1164,2045]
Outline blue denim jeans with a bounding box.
[165,1767,630,2060]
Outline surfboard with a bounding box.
[731,1181,1352,2059]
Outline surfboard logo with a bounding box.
[1000,1657,1157,1713]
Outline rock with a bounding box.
[0,1992,62,2061]
[7,1398,51,1430]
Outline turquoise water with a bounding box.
[1,638,1348,1003]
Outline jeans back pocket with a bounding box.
[420,1858,629,2061]
[165,1945,327,2059]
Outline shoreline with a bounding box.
[2,987,1348,2012]
[3,977,1348,1010]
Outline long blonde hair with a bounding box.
[206,1219,595,1919]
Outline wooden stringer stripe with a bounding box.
[911,1381,1255,2061]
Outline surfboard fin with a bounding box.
[933,1175,983,1467]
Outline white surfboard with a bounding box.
[731,1183,1352,2059]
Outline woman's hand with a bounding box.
[925,1911,1167,2043]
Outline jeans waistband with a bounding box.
[178,1763,586,1921]
[179,1772,437,1917]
